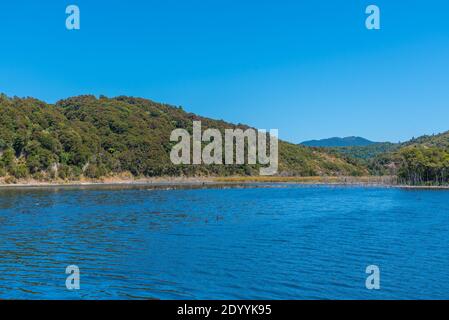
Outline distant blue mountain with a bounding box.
[300,136,377,147]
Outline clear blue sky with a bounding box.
[1,0,448,143]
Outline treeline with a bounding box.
[0,94,366,182]
[361,144,449,186]
[363,132,449,185]
[397,146,449,185]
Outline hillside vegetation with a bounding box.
[327,143,399,161]
[361,133,449,185]
[301,136,376,147]
[299,131,449,186]
[0,94,367,182]
[386,132,449,185]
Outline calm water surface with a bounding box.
[0,184,448,299]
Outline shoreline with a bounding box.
[0,177,216,189]
[1,176,449,190]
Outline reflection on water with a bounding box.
[0,184,449,299]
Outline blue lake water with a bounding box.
[0,184,448,299]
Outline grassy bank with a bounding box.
[0,175,397,187]
[214,175,398,185]
[214,176,449,189]
[3,175,449,189]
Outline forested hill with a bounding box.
[326,142,399,161]
[310,130,449,185]
[0,94,367,182]
[401,131,449,148]
[384,131,449,185]
[360,131,449,185]
[301,136,376,147]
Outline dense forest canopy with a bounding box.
[0,94,367,182]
